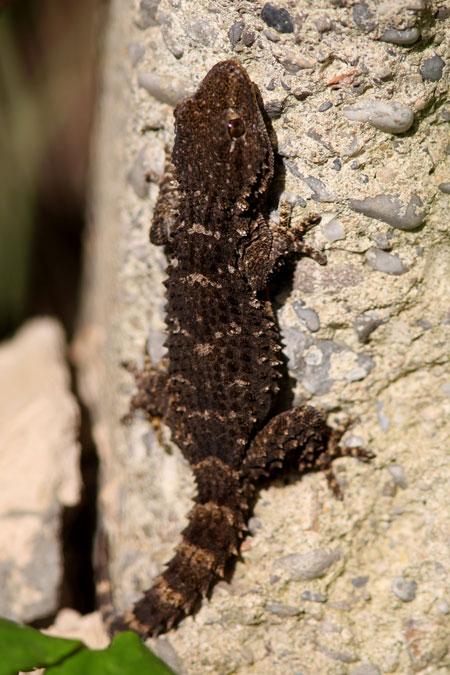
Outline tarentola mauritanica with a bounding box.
[101,60,373,638]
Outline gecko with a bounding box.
[99,60,373,638]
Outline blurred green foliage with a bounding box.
[0,617,176,675]
[0,0,97,337]
[0,8,39,334]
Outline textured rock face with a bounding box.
[0,319,81,622]
[80,0,450,672]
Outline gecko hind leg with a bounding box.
[242,406,374,499]
[121,358,169,422]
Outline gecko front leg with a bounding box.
[240,207,326,291]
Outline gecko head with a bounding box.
[173,61,274,213]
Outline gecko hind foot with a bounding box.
[320,416,375,499]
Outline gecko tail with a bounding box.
[125,499,246,638]
[95,498,246,639]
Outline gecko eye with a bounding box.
[227,115,245,139]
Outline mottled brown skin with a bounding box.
[103,61,372,638]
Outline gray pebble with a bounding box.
[276,547,342,581]
[240,647,254,666]
[301,590,327,603]
[348,193,425,230]
[351,576,369,588]
[352,82,368,96]
[436,7,450,20]
[441,382,450,398]
[380,27,420,46]
[376,401,390,431]
[331,159,342,172]
[323,219,345,241]
[261,3,294,33]
[274,49,314,72]
[304,346,324,367]
[242,29,256,46]
[136,0,161,29]
[349,665,381,675]
[160,14,184,59]
[387,465,407,489]
[264,99,284,120]
[352,3,377,32]
[392,576,417,602]
[344,434,364,450]
[317,644,359,664]
[263,28,281,43]
[127,42,146,66]
[138,71,188,106]
[266,603,300,617]
[303,176,337,202]
[228,21,245,47]
[438,182,450,194]
[319,101,333,112]
[353,312,382,343]
[382,480,397,497]
[307,128,332,152]
[184,19,217,46]
[346,354,375,382]
[321,618,341,633]
[372,232,392,250]
[344,135,363,157]
[365,248,407,275]
[293,303,320,332]
[285,335,372,395]
[343,99,414,134]
[420,55,445,82]
[416,318,432,330]
[283,159,303,178]
[436,600,449,614]
[247,517,262,534]
[293,88,313,101]
[315,14,332,33]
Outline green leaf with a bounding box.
[0,619,176,675]
[0,617,82,675]
[46,631,176,675]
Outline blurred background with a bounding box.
[0,0,103,340]
[0,0,105,618]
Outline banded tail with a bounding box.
[97,467,249,638]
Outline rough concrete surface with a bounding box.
[78,1,450,673]
[0,318,81,623]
